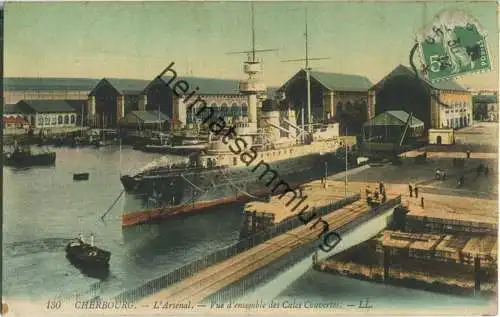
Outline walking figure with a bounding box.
[435,169,441,180]
[414,186,419,198]
[409,184,413,197]
[457,175,464,187]
[379,181,384,194]
[477,164,483,177]
[466,150,471,159]
[420,197,424,208]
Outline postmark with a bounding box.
[416,10,491,82]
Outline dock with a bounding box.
[136,192,400,305]
[404,193,497,235]
[244,179,359,224]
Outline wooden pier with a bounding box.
[137,193,399,305]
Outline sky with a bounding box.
[4,1,499,90]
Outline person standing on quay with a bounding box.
[409,184,413,197]
[414,186,419,198]
[420,197,424,208]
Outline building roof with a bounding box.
[65,100,87,113]
[90,78,151,96]
[16,100,77,113]
[279,69,373,93]
[4,104,22,114]
[371,64,467,92]
[4,77,99,92]
[157,76,241,95]
[363,110,425,127]
[129,110,170,123]
[310,70,373,92]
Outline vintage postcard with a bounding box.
[2,1,498,316]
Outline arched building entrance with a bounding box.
[94,84,118,128]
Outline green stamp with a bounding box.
[416,10,491,83]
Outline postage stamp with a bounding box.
[416,10,492,83]
[2,1,498,317]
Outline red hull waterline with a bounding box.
[121,187,272,227]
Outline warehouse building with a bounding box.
[88,78,151,128]
[278,69,373,134]
[15,100,81,129]
[370,65,473,129]
[4,77,98,104]
[142,76,247,129]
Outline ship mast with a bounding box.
[282,9,329,132]
[227,3,277,134]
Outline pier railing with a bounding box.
[204,195,403,303]
[112,193,361,303]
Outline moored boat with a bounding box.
[4,144,56,167]
[65,234,111,268]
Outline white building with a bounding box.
[16,100,80,129]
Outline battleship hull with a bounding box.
[120,150,356,226]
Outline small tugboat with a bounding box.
[4,142,56,167]
[65,234,111,269]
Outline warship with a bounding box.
[119,11,358,226]
[120,64,357,227]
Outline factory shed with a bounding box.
[278,69,372,133]
[362,110,424,142]
[370,65,472,129]
[16,99,79,128]
[4,77,99,105]
[87,78,151,128]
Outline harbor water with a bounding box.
[2,146,494,309]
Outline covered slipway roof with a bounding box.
[363,110,424,128]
